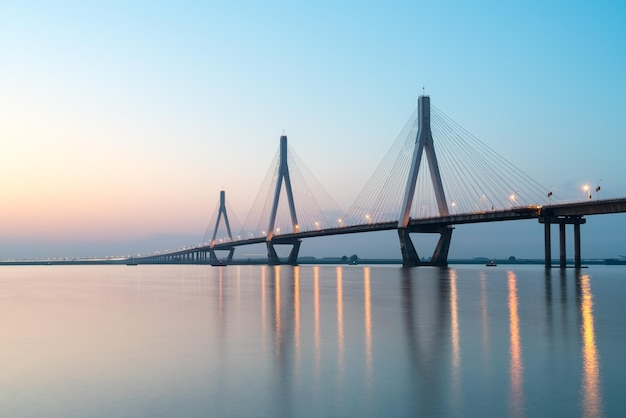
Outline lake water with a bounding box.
[1,264,624,417]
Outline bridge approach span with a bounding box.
[135,198,626,267]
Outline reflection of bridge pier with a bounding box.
[267,266,296,416]
[401,268,452,414]
[540,214,586,269]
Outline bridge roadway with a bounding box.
[136,197,626,267]
[145,207,542,258]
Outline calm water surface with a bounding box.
[1,264,625,417]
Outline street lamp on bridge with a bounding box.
[583,184,591,200]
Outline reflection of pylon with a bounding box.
[209,190,234,264]
[266,135,301,265]
[397,95,453,267]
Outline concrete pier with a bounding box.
[540,215,586,269]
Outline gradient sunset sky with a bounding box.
[1,1,625,259]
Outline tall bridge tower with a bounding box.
[398,95,453,267]
[209,190,234,264]
[266,135,301,265]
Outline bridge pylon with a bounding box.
[398,95,453,267]
[209,190,235,265]
[266,135,301,265]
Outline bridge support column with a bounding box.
[396,94,452,267]
[267,239,301,266]
[209,248,234,265]
[398,225,453,267]
[540,215,585,269]
[432,226,453,266]
[398,228,420,267]
[574,222,582,269]
[559,223,566,268]
[544,222,552,268]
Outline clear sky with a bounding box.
[1,1,625,260]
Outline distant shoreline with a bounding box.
[0,258,623,266]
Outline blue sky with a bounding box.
[1,1,625,259]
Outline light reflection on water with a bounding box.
[479,271,491,368]
[313,266,320,377]
[0,264,624,417]
[336,266,344,381]
[507,270,523,418]
[579,274,603,418]
[449,268,461,415]
[364,266,373,394]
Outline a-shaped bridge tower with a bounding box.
[398,95,452,267]
[209,190,234,264]
[266,135,301,265]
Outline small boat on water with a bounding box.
[486,260,497,267]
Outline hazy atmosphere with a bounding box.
[1,1,625,260]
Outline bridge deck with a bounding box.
[134,198,626,261]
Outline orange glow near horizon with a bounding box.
[0,180,209,242]
[0,132,215,243]
[508,271,523,418]
[580,274,603,418]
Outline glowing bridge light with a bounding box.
[365,214,371,224]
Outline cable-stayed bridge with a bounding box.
[134,95,626,268]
